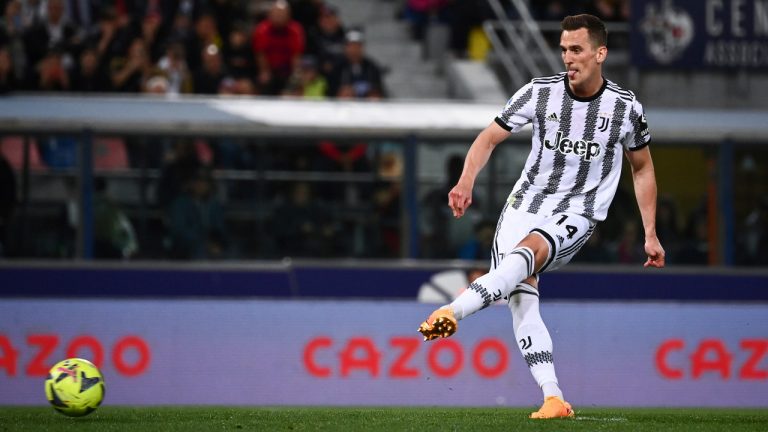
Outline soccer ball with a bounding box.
[45,358,105,417]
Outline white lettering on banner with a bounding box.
[757,0,768,36]
[706,0,768,37]
[733,0,747,37]
[707,0,725,36]
[704,40,768,65]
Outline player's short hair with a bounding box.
[561,14,607,48]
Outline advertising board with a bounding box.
[1,299,766,406]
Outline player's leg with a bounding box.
[507,280,573,419]
[418,206,547,340]
[515,213,593,419]
[446,233,548,320]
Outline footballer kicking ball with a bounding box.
[45,358,105,417]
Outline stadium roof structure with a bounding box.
[0,95,766,143]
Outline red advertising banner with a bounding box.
[1,299,766,406]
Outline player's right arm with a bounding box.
[448,121,510,218]
[449,82,535,218]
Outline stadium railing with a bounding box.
[0,94,766,265]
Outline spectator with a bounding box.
[677,206,710,265]
[0,152,16,256]
[187,12,222,72]
[215,77,258,172]
[208,0,244,41]
[371,148,403,257]
[404,0,449,41]
[88,6,126,67]
[272,181,337,257]
[420,154,478,258]
[71,45,110,91]
[143,73,170,94]
[93,177,138,259]
[110,37,156,92]
[310,139,373,209]
[251,0,305,95]
[63,0,98,33]
[156,139,203,209]
[330,28,385,99]
[288,0,323,32]
[167,167,228,260]
[306,3,345,76]
[1,1,28,82]
[167,11,195,60]
[157,40,192,95]
[445,0,492,58]
[20,0,44,29]
[282,54,326,98]
[584,0,623,21]
[222,22,254,79]
[615,219,645,264]
[139,12,164,62]
[23,0,79,70]
[218,76,256,95]
[36,46,70,90]
[0,45,19,93]
[193,43,227,94]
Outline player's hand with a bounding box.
[448,181,473,218]
[643,235,665,268]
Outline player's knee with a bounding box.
[517,235,550,270]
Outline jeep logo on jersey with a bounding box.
[544,131,601,161]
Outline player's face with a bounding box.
[560,28,606,94]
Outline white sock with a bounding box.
[508,283,563,400]
[449,247,535,320]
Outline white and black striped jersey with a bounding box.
[495,72,650,222]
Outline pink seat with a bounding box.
[195,139,213,165]
[0,136,46,170]
[93,137,129,170]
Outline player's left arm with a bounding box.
[625,146,665,268]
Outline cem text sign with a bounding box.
[632,0,768,68]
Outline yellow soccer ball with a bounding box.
[44,358,105,417]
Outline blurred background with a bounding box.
[0,0,767,408]
[0,0,765,265]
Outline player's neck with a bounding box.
[568,75,605,99]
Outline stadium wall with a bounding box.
[1,261,768,301]
[1,299,766,407]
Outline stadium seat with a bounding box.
[93,137,129,171]
[194,139,213,165]
[0,136,47,170]
[38,136,78,169]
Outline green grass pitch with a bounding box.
[1,407,767,431]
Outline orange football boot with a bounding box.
[417,307,458,341]
[529,396,575,419]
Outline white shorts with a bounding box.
[490,203,596,273]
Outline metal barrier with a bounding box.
[1,95,767,265]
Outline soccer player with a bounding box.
[417,14,665,419]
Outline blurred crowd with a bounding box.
[0,0,635,97]
[398,0,629,58]
[528,0,629,21]
[2,0,764,267]
[0,0,385,98]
